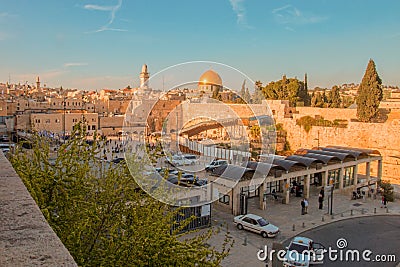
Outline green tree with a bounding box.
[251,81,265,104]
[10,122,233,266]
[311,92,324,107]
[356,59,383,122]
[328,86,342,108]
[244,87,251,103]
[262,76,309,106]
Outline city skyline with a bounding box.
[1,0,400,90]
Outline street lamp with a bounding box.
[328,177,334,215]
[61,86,66,144]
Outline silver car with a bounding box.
[234,213,279,238]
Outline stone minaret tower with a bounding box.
[36,76,41,92]
[139,64,150,88]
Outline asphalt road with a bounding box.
[283,215,400,267]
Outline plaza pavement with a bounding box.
[206,186,400,267]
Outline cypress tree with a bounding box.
[356,59,383,122]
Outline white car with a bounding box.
[205,159,228,172]
[166,154,195,166]
[233,213,279,238]
[283,236,325,267]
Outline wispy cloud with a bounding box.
[229,0,251,28]
[64,62,88,68]
[272,4,327,29]
[83,0,127,33]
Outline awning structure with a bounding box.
[212,164,254,181]
[273,158,307,171]
[305,149,355,161]
[327,146,381,156]
[301,153,341,164]
[286,155,324,167]
[244,161,285,175]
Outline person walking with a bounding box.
[383,195,387,208]
[301,199,305,215]
[304,198,309,214]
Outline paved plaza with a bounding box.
[206,186,400,267]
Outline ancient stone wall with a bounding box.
[0,151,77,266]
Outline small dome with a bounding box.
[198,70,222,86]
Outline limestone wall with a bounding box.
[294,107,357,121]
[279,117,400,184]
[0,151,77,266]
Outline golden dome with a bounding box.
[198,70,222,86]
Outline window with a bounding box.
[72,118,78,123]
[88,125,90,130]
[55,119,60,123]
[328,169,341,189]
[92,125,96,130]
[45,119,50,123]
[218,194,230,205]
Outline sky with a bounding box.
[1,0,400,91]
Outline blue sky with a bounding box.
[1,0,399,90]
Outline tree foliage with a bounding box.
[356,59,383,122]
[327,86,342,108]
[10,122,233,266]
[378,180,394,202]
[262,76,309,106]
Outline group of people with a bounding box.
[301,187,325,215]
[300,198,309,215]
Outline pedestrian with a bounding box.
[301,199,305,215]
[381,195,385,208]
[304,198,309,214]
[320,187,325,199]
[318,193,323,209]
[383,196,387,208]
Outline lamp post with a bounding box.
[62,87,66,144]
[329,177,334,215]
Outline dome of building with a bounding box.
[198,70,222,86]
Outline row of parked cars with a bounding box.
[233,213,324,266]
[154,167,207,187]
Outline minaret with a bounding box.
[304,73,308,91]
[139,64,150,88]
[36,76,41,92]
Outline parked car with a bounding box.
[167,154,195,166]
[233,213,279,238]
[111,157,125,164]
[183,154,198,163]
[194,179,208,186]
[180,173,196,183]
[205,159,228,172]
[283,236,325,267]
[157,168,179,176]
